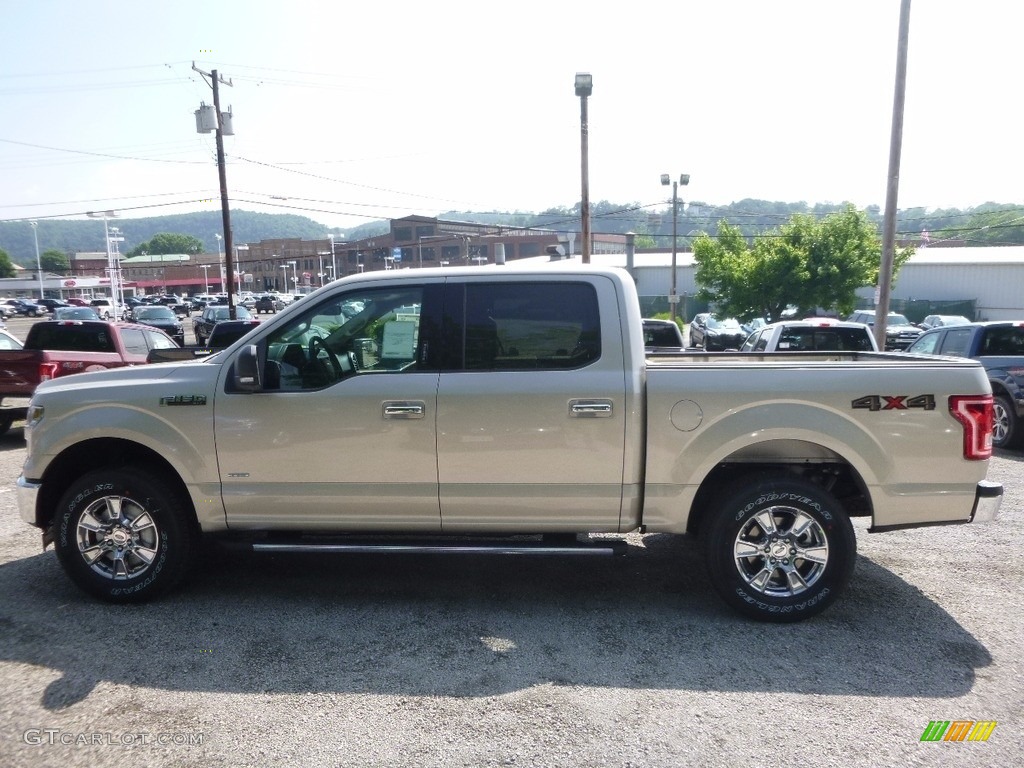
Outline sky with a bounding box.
[1,0,1021,238]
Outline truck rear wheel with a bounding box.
[54,469,198,603]
[992,395,1021,449]
[703,475,856,622]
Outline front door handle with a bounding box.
[569,399,613,418]
[383,401,426,419]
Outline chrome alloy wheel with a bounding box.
[993,399,1011,446]
[732,506,829,597]
[76,495,160,580]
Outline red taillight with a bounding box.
[38,362,59,382]
[949,395,994,460]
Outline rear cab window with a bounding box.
[450,281,601,371]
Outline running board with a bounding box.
[249,537,627,557]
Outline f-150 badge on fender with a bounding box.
[159,395,208,406]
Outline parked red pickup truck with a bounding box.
[0,320,179,435]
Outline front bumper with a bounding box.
[971,480,1003,523]
[17,475,41,527]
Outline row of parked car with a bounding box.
[684,310,974,352]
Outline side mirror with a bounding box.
[233,344,263,392]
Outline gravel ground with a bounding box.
[0,426,1021,767]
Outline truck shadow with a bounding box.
[0,534,991,711]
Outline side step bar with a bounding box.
[249,537,628,557]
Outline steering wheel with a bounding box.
[308,336,343,378]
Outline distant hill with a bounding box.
[3,201,1021,265]
[0,210,362,265]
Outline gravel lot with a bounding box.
[0,322,1020,766]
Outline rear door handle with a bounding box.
[383,401,426,419]
[569,399,613,418]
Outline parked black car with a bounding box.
[193,305,254,345]
[4,298,46,317]
[131,305,185,346]
[35,298,72,314]
[689,313,746,350]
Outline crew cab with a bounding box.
[0,320,179,434]
[16,266,1002,621]
[905,320,1024,449]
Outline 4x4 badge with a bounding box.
[852,394,936,411]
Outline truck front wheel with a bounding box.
[703,475,856,622]
[54,469,198,603]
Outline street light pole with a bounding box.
[215,233,224,291]
[86,210,121,321]
[317,251,329,285]
[328,234,337,279]
[30,221,43,300]
[288,261,297,294]
[660,173,690,322]
[200,264,211,295]
[575,73,593,264]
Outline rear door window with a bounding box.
[455,282,601,370]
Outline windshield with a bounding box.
[135,307,176,320]
[708,317,741,330]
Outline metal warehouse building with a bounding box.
[876,246,1024,321]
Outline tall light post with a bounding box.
[30,220,43,300]
[317,251,330,285]
[660,173,690,322]
[288,261,297,294]
[328,234,337,279]
[215,233,224,290]
[233,243,249,306]
[575,72,593,264]
[86,210,121,321]
[278,263,288,292]
[200,264,211,295]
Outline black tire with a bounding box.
[54,468,199,603]
[0,413,14,436]
[703,474,856,622]
[992,394,1022,449]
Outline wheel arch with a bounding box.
[37,438,198,533]
[684,441,873,537]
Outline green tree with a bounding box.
[40,249,70,274]
[0,248,15,278]
[693,206,914,321]
[127,232,204,257]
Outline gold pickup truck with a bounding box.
[16,266,1002,621]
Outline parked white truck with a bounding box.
[16,266,1002,621]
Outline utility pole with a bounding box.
[875,0,912,352]
[193,63,237,318]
